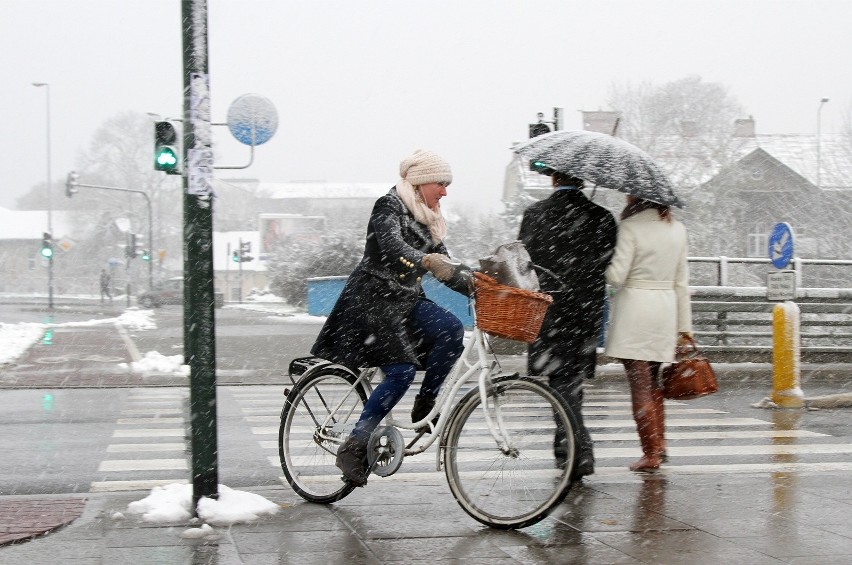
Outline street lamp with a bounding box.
[817,97,829,190]
[32,82,54,309]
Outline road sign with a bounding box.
[767,270,796,301]
[768,222,795,269]
[226,94,278,146]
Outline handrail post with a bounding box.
[718,256,729,286]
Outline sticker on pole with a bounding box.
[768,222,794,270]
[226,94,278,146]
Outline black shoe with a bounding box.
[336,434,369,487]
[572,454,595,481]
[411,394,439,433]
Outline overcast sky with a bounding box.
[3,0,851,212]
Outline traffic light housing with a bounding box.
[529,122,551,138]
[154,121,179,174]
[65,171,79,198]
[40,232,53,259]
[239,241,253,262]
[126,233,138,258]
[141,249,151,261]
[232,251,240,263]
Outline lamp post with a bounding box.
[817,97,829,190]
[32,82,54,310]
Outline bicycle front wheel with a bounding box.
[279,367,367,503]
[443,375,577,529]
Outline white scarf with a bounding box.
[396,179,447,244]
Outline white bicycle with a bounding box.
[278,274,579,529]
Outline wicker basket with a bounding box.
[473,272,553,343]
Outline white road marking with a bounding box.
[98,459,188,472]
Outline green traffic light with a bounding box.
[141,250,151,261]
[40,246,53,258]
[232,252,239,263]
[155,147,178,171]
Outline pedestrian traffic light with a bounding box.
[529,122,551,138]
[239,241,253,262]
[65,171,79,198]
[126,233,138,258]
[232,250,240,263]
[141,249,151,261]
[529,159,555,175]
[154,121,179,174]
[40,232,53,259]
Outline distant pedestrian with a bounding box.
[518,171,617,481]
[605,195,693,472]
[99,269,112,304]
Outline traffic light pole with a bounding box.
[64,177,154,290]
[182,0,219,508]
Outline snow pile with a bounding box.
[125,483,280,530]
[0,322,46,365]
[120,351,189,376]
[115,309,157,330]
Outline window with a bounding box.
[746,223,768,258]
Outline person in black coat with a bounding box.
[518,171,617,480]
[312,149,471,486]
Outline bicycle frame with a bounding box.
[308,325,516,472]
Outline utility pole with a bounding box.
[183,0,219,507]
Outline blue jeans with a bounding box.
[351,299,464,440]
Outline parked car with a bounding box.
[137,277,224,308]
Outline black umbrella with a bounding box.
[514,129,684,208]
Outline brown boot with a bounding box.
[651,387,668,463]
[629,402,662,472]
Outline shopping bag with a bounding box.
[662,339,719,400]
[478,241,540,291]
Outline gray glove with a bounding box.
[422,253,458,281]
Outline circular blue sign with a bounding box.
[768,222,795,269]
[226,94,278,146]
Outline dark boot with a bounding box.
[411,394,439,433]
[336,434,369,487]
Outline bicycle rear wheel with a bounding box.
[279,367,367,503]
[442,375,577,529]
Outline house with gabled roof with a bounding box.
[503,115,852,261]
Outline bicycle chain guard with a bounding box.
[367,426,405,477]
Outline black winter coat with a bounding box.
[518,189,617,375]
[311,188,470,371]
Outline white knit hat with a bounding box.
[399,149,452,186]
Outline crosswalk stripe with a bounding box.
[113,428,184,437]
[597,444,852,458]
[90,479,189,492]
[116,417,184,424]
[98,459,187,472]
[106,443,185,452]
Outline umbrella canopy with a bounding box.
[514,130,684,208]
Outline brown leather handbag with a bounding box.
[662,339,719,400]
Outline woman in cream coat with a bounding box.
[605,195,693,472]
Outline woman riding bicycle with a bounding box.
[310,149,472,487]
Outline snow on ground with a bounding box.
[123,483,280,535]
[119,351,190,376]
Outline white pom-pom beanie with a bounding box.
[399,149,452,186]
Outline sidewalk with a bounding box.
[3,470,851,564]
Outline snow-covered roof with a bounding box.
[0,207,73,241]
[507,132,852,197]
[257,182,390,200]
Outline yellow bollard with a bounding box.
[772,301,804,408]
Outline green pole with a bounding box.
[182,0,218,508]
